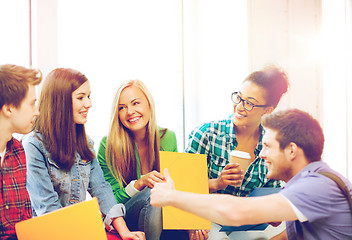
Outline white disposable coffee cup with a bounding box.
[229,150,251,186]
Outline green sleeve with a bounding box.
[97,136,131,204]
[159,128,178,152]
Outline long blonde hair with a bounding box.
[106,80,160,186]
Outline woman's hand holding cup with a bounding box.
[216,163,243,189]
[228,150,251,186]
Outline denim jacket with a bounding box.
[22,131,125,231]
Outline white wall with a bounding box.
[183,1,248,146]
[322,0,352,178]
[33,0,249,152]
[248,0,322,119]
[248,0,352,178]
[0,0,30,66]
[1,0,351,179]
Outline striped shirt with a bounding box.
[185,115,282,196]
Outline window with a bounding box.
[53,0,248,151]
[0,0,30,66]
[322,0,352,179]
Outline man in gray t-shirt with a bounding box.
[150,109,352,240]
[280,161,352,239]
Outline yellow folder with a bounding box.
[159,151,211,230]
[15,197,108,240]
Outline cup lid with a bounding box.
[230,150,251,159]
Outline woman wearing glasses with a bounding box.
[185,65,289,240]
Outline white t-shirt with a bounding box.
[0,147,6,166]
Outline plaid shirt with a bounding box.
[185,115,282,197]
[0,138,32,239]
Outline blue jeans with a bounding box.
[124,187,162,240]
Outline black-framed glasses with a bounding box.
[231,92,270,111]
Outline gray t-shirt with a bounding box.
[280,161,352,240]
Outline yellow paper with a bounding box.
[16,198,108,240]
[159,151,211,230]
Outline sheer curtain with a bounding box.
[57,1,184,151]
[1,0,248,151]
[40,0,248,151]
[2,1,351,181]
[322,0,352,179]
[0,0,30,140]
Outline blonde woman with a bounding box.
[98,80,178,240]
[23,68,145,240]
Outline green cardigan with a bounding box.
[97,128,177,204]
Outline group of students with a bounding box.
[1,63,351,240]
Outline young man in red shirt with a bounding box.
[0,64,42,239]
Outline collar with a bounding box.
[284,161,326,188]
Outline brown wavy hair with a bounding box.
[34,68,94,170]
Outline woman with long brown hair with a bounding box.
[23,68,145,240]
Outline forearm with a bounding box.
[134,178,146,191]
[112,217,130,238]
[163,190,296,226]
[208,178,223,193]
[166,190,245,226]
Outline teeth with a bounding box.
[129,117,140,122]
[235,112,245,118]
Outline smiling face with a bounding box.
[259,128,293,182]
[118,85,151,136]
[11,84,39,134]
[232,81,272,128]
[72,81,92,125]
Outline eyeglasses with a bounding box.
[231,92,270,111]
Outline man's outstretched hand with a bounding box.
[150,168,175,207]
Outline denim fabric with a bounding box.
[22,131,125,230]
[124,188,162,240]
